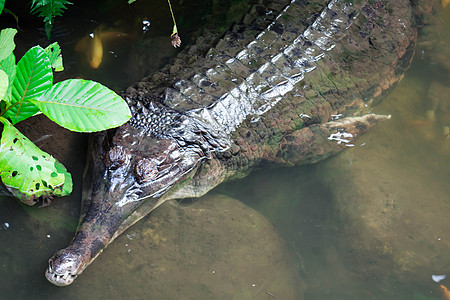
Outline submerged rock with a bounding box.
[319,70,450,294]
[69,194,304,299]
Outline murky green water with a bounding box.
[1,1,450,299]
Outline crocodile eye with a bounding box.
[134,158,158,184]
[106,146,130,170]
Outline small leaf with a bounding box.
[0,117,72,205]
[0,53,17,103]
[0,70,8,99]
[171,24,178,36]
[45,42,64,72]
[128,0,137,4]
[31,79,131,132]
[53,56,63,72]
[6,46,53,124]
[0,0,4,15]
[0,28,17,62]
[44,22,52,40]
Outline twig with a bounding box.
[167,0,181,47]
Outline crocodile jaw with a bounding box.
[45,250,86,286]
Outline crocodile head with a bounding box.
[45,129,190,285]
[45,102,229,286]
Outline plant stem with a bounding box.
[0,102,22,118]
[167,0,177,35]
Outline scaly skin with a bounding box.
[46,0,418,286]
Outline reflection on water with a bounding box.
[1,1,450,300]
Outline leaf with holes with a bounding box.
[45,42,64,72]
[0,117,72,205]
[31,79,131,132]
[5,46,53,124]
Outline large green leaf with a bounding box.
[0,28,17,62]
[0,0,4,15]
[0,52,16,103]
[31,79,131,132]
[0,117,72,205]
[6,46,53,124]
[0,70,7,99]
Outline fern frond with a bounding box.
[30,0,72,39]
[30,0,72,24]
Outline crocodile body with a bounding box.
[46,0,417,286]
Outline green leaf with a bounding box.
[53,56,63,71]
[45,42,64,72]
[0,28,17,62]
[30,0,72,17]
[30,0,72,39]
[0,70,7,100]
[0,0,4,15]
[44,22,53,41]
[0,52,16,103]
[6,46,53,124]
[171,24,178,36]
[31,79,131,132]
[0,117,72,205]
[128,0,137,4]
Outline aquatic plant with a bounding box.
[0,0,67,38]
[0,28,131,205]
[30,0,72,39]
[128,0,181,47]
[167,0,181,47]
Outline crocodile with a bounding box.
[45,0,418,286]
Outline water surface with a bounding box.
[1,1,450,299]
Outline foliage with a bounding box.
[45,42,64,71]
[30,0,72,39]
[32,79,130,132]
[0,117,72,204]
[0,70,7,99]
[6,45,53,124]
[0,28,17,61]
[0,28,131,204]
